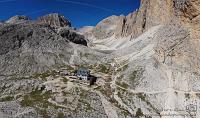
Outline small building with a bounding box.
[74,68,91,81]
[74,68,97,85]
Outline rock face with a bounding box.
[140,0,200,29]
[89,0,157,39]
[90,0,200,39]
[36,13,71,28]
[92,15,119,39]
[58,27,87,46]
[6,15,30,24]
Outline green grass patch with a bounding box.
[58,54,65,58]
[62,91,70,96]
[136,108,144,117]
[0,96,14,102]
[94,86,101,91]
[79,99,93,111]
[21,89,63,109]
[57,112,65,118]
[116,64,129,72]
[137,93,146,101]
[122,64,128,70]
[21,90,51,107]
[40,109,51,118]
[116,81,129,89]
[121,109,131,117]
[32,70,59,80]
[117,91,124,99]
[136,93,160,116]
[62,77,69,83]
[66,65,74,71]
[129,70,139,82]
[128,69,144,88]
[98,64,110,74]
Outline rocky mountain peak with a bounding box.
[36,13,71,28]
[92,15,119,39]
[6,15,30,24]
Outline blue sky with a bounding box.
[0,0,140,27]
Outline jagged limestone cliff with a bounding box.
[88,0,200,39]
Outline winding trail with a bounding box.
[110,61,135,115]
[69,43,78,65]
[96,91,119,118]
[47,98,75,110]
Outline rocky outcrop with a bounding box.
[58,27,87,46]
[175,0,200,41]
[6,15,30,24]
[0,14,99,76]
[140,0,200,28]
[0,22,72,76]
[173,0,200,24]
[36,13,71,28]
